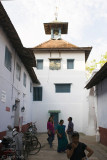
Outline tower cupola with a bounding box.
[44,7,68,40]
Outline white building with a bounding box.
[0,2,95,138]
[85,62,107,146]
[0,2,39,138]
[31,20,92,133]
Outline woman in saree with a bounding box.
[56,119,68,152]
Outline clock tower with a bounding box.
[44,8,68,40]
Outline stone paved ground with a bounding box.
[28,133,107,160]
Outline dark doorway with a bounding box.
[50,113,58,130]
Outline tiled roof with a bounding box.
[34,39,78,48]
[32,39,92,62]
[85,62,107,89]
[0,2,39,83]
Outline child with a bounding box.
[66,131,93,160]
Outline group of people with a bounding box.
[47,116,94,160]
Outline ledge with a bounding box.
[48,110,61,113]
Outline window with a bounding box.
[55,84,71,93]
[67,59,74,69]
[30,82,32,92]
[37,59,43,69]
[4,47,12,71]
[33,87,42,101]
[16,63,21,81]
[49,59,61,70]
[23,72,26,87]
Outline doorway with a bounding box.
[50,113,59,130]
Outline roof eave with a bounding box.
[24,66,40,84]
[0,2,36,67]
[32,47,92,51]
[85,62,107,89]
[44,22,68,34]
[0,2,38,83]
[31,47,92,62]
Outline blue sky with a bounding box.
[2,0,107,63]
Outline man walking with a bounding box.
[67,117,74,143]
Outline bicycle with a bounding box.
[24,131,41,155]
[27,122,37,135]
[0,138,16,160]
[0,129,28,160]
[0,148,16,160]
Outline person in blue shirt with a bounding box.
[66,117,74,143]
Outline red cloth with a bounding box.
[47,122,55,134]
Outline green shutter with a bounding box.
[5,47,12,71]
[37,60,43,69]
[23,73,26,87]
[67,59,74,69]
[33,87,42,101]
[55,84,71,93]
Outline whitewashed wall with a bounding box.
[97,78,107,128]
[32,51,89,133]
[0,26,33,132]
[85,88,97,135]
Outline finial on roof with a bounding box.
[44,0,68,35]
[54,6,58,21]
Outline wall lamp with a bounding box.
[21,106,25,112]
[12,104,17,111]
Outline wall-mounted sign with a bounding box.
[6,107,10,112]
[1,90,6,103]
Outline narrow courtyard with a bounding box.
[28,133,107,160]
[0,2,107,159]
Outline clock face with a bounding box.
[54,29,59,35]
[51,28,61,39]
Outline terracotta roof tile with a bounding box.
[32,39,92,62]
[34,39,78,49]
